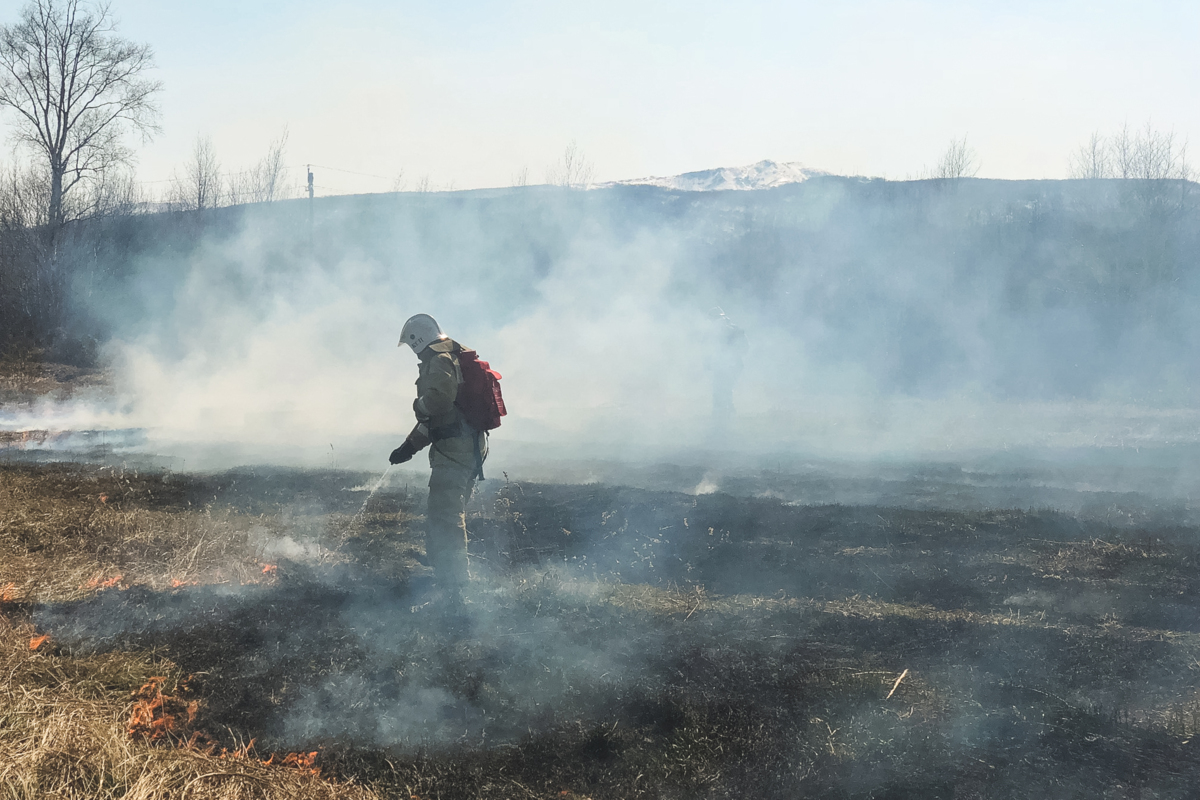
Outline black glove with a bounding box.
[389,440,418,465]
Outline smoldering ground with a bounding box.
[14,462,1200,797]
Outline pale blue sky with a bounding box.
[7,0,1198,195]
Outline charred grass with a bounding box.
[4,463,1200,797]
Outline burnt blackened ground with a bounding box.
[19,466,1200,798]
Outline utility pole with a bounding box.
[306,165,314,251]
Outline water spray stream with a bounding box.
[347,464,393,528]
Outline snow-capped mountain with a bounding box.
[600,160,828,192]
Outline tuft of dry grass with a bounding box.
[0,614,378,800]
[0,465,345,603]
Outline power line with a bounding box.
[131,162,397,187]
[301,163,397,182]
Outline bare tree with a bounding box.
[256,129,289,202]
[0,0,161,239]
[169,135,223,211]
[228,128,290,204]
[931,136,979,179]
[546,140,594,188]
[83,163,141,216]
[1068,131,1110,179]
[512,166,529,187]
[390,169,406,192]
[1132,122,1189,181]
[1069,123,1191,182]
[1111,123,1136,179]
[1127,123,1191,212]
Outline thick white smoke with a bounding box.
[8,179,1196,483]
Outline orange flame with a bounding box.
[280,751,320,776]
[1,583,17,602]
[210,740,319,775]
[83,574,123,590]
[170,578,197,588]
[128,676,199,742]
[261,564,277,575]
[29,634,49,651]
[125,676,321,777]
[99,493,108,503]
[225,738,258,759]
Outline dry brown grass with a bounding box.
[0,466,342,603]
[0,614,378,800]
[0,465,379,799]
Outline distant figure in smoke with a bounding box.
[390,314,491,598]
[706,307,747,430]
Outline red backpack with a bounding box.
[455,349,507,431]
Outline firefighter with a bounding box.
[390,313,487,597]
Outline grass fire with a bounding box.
[0,3,1197,794]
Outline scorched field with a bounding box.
[3,461,1200,799]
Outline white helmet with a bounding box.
[398,313,445,353]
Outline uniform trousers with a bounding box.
[425,432,483,590]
